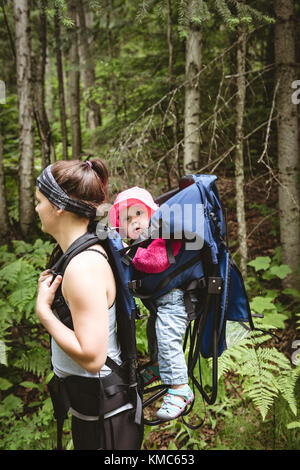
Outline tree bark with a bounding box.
[45,48,55,123]
[0,129,10,242]
[106,1,119,121]
[1,0,16,58]
[235,17,248,278]
[184,22,202,174]
[274,0,300,288]
[54,6,68,160]
[13,0,35,237]
[167,0,174,81]
[77,0,101,130]
[67,0,82,159]
[33,0,56,168]
[167,0,180,182]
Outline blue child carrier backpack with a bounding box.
[47,175,268,441]
[120,174,261,419]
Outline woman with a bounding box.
[35,159,143,450]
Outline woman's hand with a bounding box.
[36,270,62,321]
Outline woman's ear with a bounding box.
[55,208,64,216]
[50,202,64,215]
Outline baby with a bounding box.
[109,187,194,420]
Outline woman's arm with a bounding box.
[36,251,114,374]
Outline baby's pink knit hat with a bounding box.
[109,186,158,228]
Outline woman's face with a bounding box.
[119,203,150,240]
[35,189,59,234]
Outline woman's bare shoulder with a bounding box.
[65,245,109,276]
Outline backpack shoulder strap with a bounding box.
[50,233,107,328]
[50,232,100,276]
[85,248,108,260]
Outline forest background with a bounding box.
[0,0,300,451]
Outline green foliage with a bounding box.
[158,248,300,450]
[166,330,300,450]
[13,341,51,378]
[135,301,150,356]
[0,239,59,450]
[176,0,274,29]
[0,240,54,342]
[0,239,298,450]
[0,0,298,450]
[46,0,74,28]
[218,332,300,420]
[248,255,271,271]
[0,393,71,450]
[248,255,292,281]
[245,250,297,333]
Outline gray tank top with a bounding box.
[52,301,122,379]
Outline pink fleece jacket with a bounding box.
[132,238,182,274]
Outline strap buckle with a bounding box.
[122,254,134,266]
[207,277,223,294]
[128,280,142,292]
[133,306,142,319]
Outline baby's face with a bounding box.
[119,203,150,240]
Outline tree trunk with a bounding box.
[106,1,119,121]
[167,0,180,182]
[54,6,68,160]
[184,22,202,174]
[67,0,82,159]
[167,0,174,81]
[274,0,300,288]
[34,0,56,168]
[0,129,10,242]
[45,48,55,123]
[13,0,35,237]
[77,0,101,130]
[235,17,248,278]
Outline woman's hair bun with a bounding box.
[89,159,108,192]
[51,158,109,212]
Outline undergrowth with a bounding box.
[0,240,299,450]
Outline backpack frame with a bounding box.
[120,174,270,427]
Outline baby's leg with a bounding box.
[155,289,194,419]
[155,289,189,386]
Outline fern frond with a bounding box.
[243,372,278,420]
[13,345,50,377]
[8,266,38,316]
[13,239,54,270]
[218,332,298,420]
[0,259,23,289]
[217,352,237,379]
[0,245,17,267]
[276,366,300,416]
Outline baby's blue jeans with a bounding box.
[147,289,189,385]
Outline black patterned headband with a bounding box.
[36,165,96,219]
